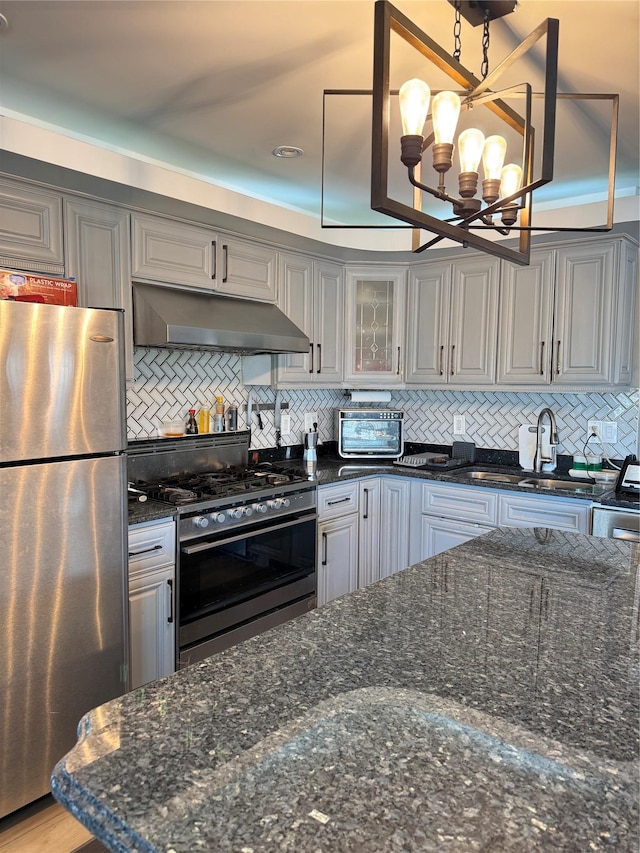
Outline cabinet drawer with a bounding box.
[414,481,498,525]
[498,494,591,533]
[128,519,175,573]
[317,482,359,520]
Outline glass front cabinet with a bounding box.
[343,267,407,386]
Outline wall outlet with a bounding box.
[587,420,602,441]
[280,413,291,435]
[453,414,466,435]
[304,412,318,432]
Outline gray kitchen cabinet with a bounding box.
[343,266,406,386]
[0,177,65,273]
[64,198,134,380]
[128,519,176,690]
[358,477,382,588]
[276,253,343,386]
[379,477,411,577]
[497,492,591,533]
[405,255,499,386]
[317,482,359,606]
[498,236,637,387]
[132,213,277,300]
[408,479,591,564]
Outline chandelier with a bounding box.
[322,0,619,267]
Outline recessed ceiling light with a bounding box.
[272,146,304,159]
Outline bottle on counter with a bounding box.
[185,409,199,434]
[213,395,225,432]
[226,402,238,432]
[198,402,211,434]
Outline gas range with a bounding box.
[127,434,316,541]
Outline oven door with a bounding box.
[178,511,316,663]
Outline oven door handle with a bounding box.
[181,514,317,555]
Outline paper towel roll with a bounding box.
[348,390,391,403]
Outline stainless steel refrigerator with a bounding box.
[0,300,128,818]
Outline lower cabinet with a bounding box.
[317,477,410,606]
[409,480,592,564]
[128,518,176,690]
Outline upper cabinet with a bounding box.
[343,266,406,386]
[64,198,134,381]
[0,178,64,274]
[131,213,277,301]
[276,253,343,386]
[498,237,637,387]
[405,255,499,386]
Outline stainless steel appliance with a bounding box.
[591,454,640,542]
[336,408,404,458]
[0,300,127,818]
[127,434,317,667]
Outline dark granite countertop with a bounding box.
[127,498,176,526]
[52,528,639,852]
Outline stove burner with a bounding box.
[135,465,310,506]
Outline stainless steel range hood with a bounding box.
[132,282,309,354]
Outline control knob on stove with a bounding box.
[192,516,209,529]
[227,506,253,519]
[252,503,268,514]
[269,497,291,510]
[210,512,226,524]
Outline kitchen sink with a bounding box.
[518,478,602,492]
[452,471,525,484]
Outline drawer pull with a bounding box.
[327,496,351,506]
[317,343,322,374]
[128,544,163,558]
[167,578,174,623]
[539,341,545,375]
[309,342,314,374]
[322,531,328,566]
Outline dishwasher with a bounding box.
[591,455,640,543]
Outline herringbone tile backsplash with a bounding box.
[127,348,639,459]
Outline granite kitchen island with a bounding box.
[52,528,639,852]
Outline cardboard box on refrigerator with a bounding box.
[0,268,78,306]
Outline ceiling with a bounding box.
[0,0,638,241]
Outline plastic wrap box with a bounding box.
[0,269,78,306]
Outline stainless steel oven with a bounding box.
[127,434,317,668]
[178,488,316,665]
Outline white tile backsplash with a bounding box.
[127,348,639,458]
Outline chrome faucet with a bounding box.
[534,407,560,473]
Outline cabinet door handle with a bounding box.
[322,531,328,566]
[555,340,561,375]
[317,343,322,374]
[439,345,444,376]
[539,341,545,375]
[222,244,229,283]
[167,578,174,624]
[363,488,369,520]
[397,346,401,375]
[450,344,455,375]
[128,544,162,558]
[309,342,314,374]
[327,496,351,506]
[211,241,217,280]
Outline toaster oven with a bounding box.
[336,408,404,458]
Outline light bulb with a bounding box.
[432,91,461,144]
[399,78,431,137]
[482,135,507,180]
[500,163,523,198]
[458,128,485,174]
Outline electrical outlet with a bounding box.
[587,420,602,442]
[453,414,466,435]
[304,412,318,432]
[280,413,291,435]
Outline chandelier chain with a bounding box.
[453,0,462,62]
[481,9,490,80]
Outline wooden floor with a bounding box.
[0,795,104,853]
